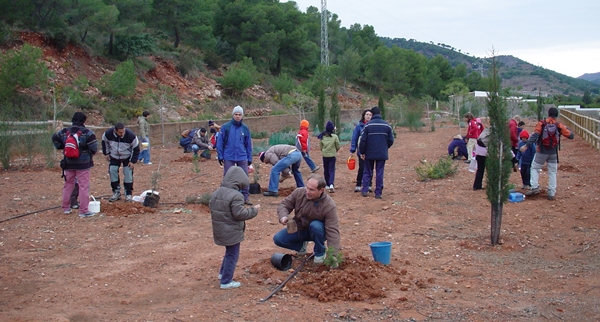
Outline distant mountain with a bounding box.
[578,72,600,85]
[382,37,600,96]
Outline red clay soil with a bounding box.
[1,122,599,321]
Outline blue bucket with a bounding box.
[369,241,392,265]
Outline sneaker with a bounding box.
[524,187,540,196]
[244,200,253,206]
[375,195,382,199]
[354,186,361,193]
[279,175,291,183]
[311,166,320,173]
[263,191,279,197]
[109,191,121,202]
[79,212,96,218]
[125,195,133,202]
[71,204,79,209]
[146,162,152,165]
[63,209,72,214]
[220,281,241,289]
[368,186,373,192]
[547,195,555,201]
[314,254,325,264]
[328,185,334,193]
[297,241,308,255]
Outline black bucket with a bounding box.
[270,253,292,270]
[143,193,160,208]
[249,183,261,194]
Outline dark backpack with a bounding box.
[64,130,83,158]
[540,121,559,149]
[179,128,197,150]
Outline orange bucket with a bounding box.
[347,156,356,170]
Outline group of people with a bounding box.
[53,111,152,217]
[450,108,574,200]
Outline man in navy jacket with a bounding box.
[358,106,394,199]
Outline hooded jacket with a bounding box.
[358,114,394,160]
[52,123,98,170]
[192,130,211,149]
[137,116,149,138]
[216,119,252,163]
[277,187,340,250]
[296,124,311,153]
[209,166,258,246]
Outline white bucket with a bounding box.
[89,195,100,213]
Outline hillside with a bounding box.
[383,37,600,96]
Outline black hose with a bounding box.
[0,194,112,224]
[260,253,314,303]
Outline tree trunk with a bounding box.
[490,202,503,245]
[108,33,114,55]
[174,27,180,48]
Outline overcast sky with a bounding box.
[285,0,600,78]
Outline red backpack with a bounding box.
[64,130,82,158]
[540,120,560,149]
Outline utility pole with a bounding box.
[320,0,329,66]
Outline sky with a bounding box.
[284,0,600,78]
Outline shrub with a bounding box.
[114,33,156,59]
[219,57,258,97]
[98,60,137,98]
[251,131,269,139]
[324,246,344,269]
[414,156,458,181]
[272,73,295,94]
[0,44,48,100]
[268,130,296,146]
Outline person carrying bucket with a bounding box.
[273,174,340,265]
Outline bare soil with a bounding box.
[1,123,599,321]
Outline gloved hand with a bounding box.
[218,159,223,166]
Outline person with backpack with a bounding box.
[296,119,320,173]
[216,106,254,205]
[102,123,140,202]
[137,110,152,165]
[179,128,197,153]
[52,112,98,218]
[521,107,574,200]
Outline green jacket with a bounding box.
[319,134,340,157]
[137,116,150,138]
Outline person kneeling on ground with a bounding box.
[192,127,213,160]
[448,134,468,160]
[273,174,340,264]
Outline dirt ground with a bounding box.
[1,121,599,321]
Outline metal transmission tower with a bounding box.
[320,0,329,66]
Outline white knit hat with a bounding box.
[232,105,244,116]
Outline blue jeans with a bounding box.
[223,160,249,201]
[362,159,386,196]
[138,137,150,164]
[302,152,317,171]
[268,151,304,192]
[192,145,211,159]
[273,220,326,256]
[219,243,240,284]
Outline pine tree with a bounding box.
[485,54,513,245]
[378,95,386,120]
[329,88,340,132]
[316,88,326,133]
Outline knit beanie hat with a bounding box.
[520,130,529,139]
[259,151,265,163]
[208,120,214,126]
[232,105,244,116]
[371,106,381,115]
[300,119,309,128]
[325,121,335,132]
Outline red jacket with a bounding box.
[508,119,519,148]
[297,126,310,152]
[466,119,479,139]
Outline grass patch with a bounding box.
[414,156,458,181]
